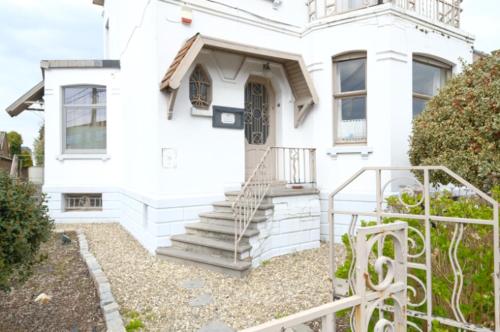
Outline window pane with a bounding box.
[65,106,106,150]
[337,58,366,92]
[337,96,367,142]
[412,97,428,118]
[64,86,106,105]
[413,61,447,96]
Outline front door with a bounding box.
[244,78,275,180]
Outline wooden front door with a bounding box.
[244,78,275,180]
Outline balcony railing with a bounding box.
[308,0,462,28]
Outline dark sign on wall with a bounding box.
[212,106,244,129]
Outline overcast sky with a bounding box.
[0,0,499,150]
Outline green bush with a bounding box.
[336,187,499,329]
[409,51,500,192]
[0,171,53,291]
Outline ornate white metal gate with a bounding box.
[329,166,499,332]
[240,222,408,332]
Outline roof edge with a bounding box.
[40,60,120,70]
[5,81,44,117]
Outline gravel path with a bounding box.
[58,223,345,332]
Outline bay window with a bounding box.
[412,56,451,117]
[333,53,367,144]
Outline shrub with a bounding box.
[336,187,499,329]
[7,131,22,157]
[409,51,500,192]
[0,171,53,291]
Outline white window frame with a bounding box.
[61,85,107,154]
[412,55,452,118]
[332,52,368,145]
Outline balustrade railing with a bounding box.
[232,147,317,261]
[308,0,461,28]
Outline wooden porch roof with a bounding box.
[160,34,318,127]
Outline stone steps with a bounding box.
[156,192,274,277]
[212,201,274,216]
[156,247,252,278]
[170,234,251,260]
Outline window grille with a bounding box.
[64,193,103,211]
[189,65,212,109]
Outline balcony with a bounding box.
[307,0,462,28]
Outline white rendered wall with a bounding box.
[44,1,475,252]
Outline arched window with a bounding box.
[189,64,212,109]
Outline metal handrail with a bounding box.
[232,147,317,261]
[232,146,273,262]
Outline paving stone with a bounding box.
[181,278,205,289]
[189,293,213,307]
[197,320,234,332]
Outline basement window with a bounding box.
[64,193,103,212]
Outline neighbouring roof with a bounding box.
[161,33,319,127]
[93,0,104,6]
[40,60,120,70]
[5,81,44,117]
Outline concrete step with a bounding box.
[224,191,272,204]
[185,222,259,242]
[212,201,274,216]
[171,234,251,260]
[200,211,268,223]
[156,247,252,277]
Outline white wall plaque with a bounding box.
[162,148,177,169]
[220,112,236,125]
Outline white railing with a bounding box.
[240,222,408,332]
[232,147,317,261]
[308,0,461,28]
[329,166,499,331]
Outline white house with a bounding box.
[6,0,474,276]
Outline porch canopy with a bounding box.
[5,81,44,117]
[160,33,319,127]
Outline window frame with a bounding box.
[189,64,212,110]
[332,52,368,145]
[61,84,107,155]
[412,55,452,118]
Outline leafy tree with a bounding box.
[6,131,22,157]
[19,148,33,168]
[0,171,53,291]
[33,125,44,166]
[409,51,500,192]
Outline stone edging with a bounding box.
[76,230,125,332]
